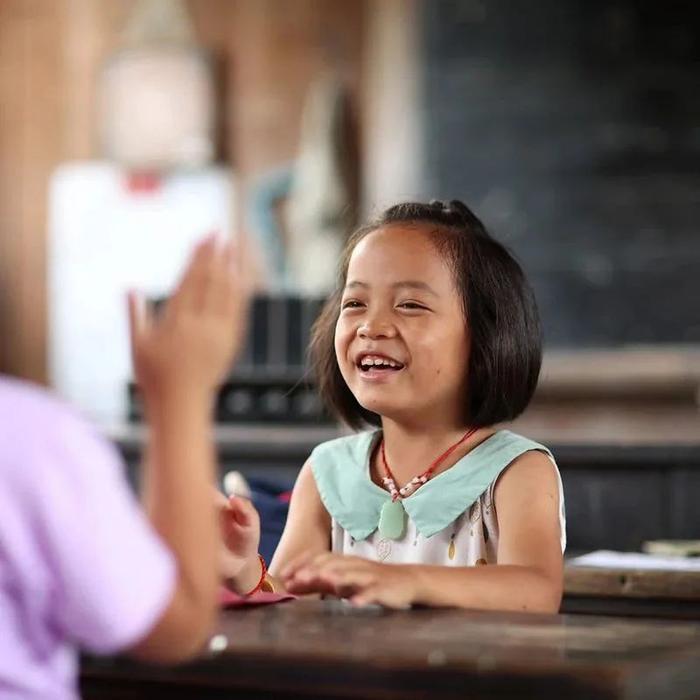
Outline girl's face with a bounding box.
[335,224,470,427]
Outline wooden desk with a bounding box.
[81,600,700,700]
[563,565,700,620]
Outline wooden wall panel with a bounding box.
[188,0,365,218]
[0,0,64,382]
[0,0,366,384]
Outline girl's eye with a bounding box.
[398,302,428,310]
[341,300,364,310]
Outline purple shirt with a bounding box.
[0,377,176,699]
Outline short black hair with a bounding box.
[309,199,542,430]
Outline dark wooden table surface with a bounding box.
[563,565,700,619]
[81,599,700,700]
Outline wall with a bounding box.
[0,0,366,383]
[0,0,63,382]
[422,0,700,347]
[362,0,424,215]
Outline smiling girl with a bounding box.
[220,200,566,612]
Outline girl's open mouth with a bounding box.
[356,354,405,373]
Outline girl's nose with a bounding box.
[358,315,396,339]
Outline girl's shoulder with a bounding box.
[472,429,554,464]
[483,430,566,552]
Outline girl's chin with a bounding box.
[355,395,415,420]
[355,394,395,415]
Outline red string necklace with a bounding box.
[380,426,479,501]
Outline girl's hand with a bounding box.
[282,553,418,609]
[128,234,251,405]
[217,491,262,582]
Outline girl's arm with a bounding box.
[223,459,332,595]
[269,460,333,590]
[131,388,219,661]
[129,237,250,661]
[409,450,563,612]
[284,451,563,613]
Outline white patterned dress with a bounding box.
[311,430,566,567]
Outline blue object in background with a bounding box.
[247,165,294,292]
[247,475,294,565]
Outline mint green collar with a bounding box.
[311,429,551,540]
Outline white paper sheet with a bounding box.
[568,550,700,572]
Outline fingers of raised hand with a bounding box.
[127,290,153,350]
[166,234,251,349]
[216,237,253,319]
[201,236,238,317]
[167,233,218,318]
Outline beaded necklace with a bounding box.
[377,427,479,540]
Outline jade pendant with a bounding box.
[378,499,406,540]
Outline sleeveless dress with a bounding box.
[311,430,566,566]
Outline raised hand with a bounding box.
[128,234,250,405]
[125,235,251,661]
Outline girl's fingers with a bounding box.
[182,235,251,321]
[287,566,374,599]
[167,234,217,318]
[209,237,237,315]
[163,233,252,329]
[127,290,143,348]
[190,234,220,312]
[127,290,151,353]
[322,564,375,584]
[214,489,231,509]
[284,572,337,597]
[200,232,229,313]
[208,239,253,337]
[284,555,363,593]
[286,554,336,583]
[350,587,381,607]
[227,495,257,527]
[224,233,251,286]
[280,551,316,581]
[323,569,376,598]
[304,554,365,579]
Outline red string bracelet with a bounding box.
[243,554,268,596]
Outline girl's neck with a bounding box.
[375,417,496,486]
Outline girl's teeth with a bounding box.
[360,356,402,369]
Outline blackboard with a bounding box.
[421,0,700,346]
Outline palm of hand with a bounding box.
[129,236,251,398]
